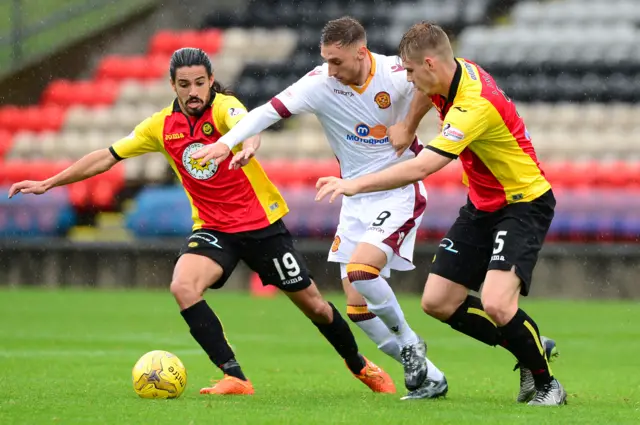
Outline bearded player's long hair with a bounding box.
[169,47,235,97]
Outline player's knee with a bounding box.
[480,296,514,326]
[170,277,204,307]
[420,296,455,321]
[304,300,333,324]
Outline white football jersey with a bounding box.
[272,52,423,181]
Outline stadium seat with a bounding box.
[0,185,76,236]
[42,80,120,107]
[0,131,14,158]
[96,54,169,82]
[149,29,223,57]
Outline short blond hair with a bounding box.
[398,22,453,61]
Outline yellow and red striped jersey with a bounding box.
[110,92,288,233]
[428,58,551,212]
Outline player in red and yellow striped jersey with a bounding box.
[315,23,566,405]
[8,48,395,396]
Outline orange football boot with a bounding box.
[352,356,396,393]
[199,375,255,395]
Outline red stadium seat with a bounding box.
[191,29,223,54]
[422,161,463,189]
[96,55,130,81]
[92,179,117,209]
[288,159,338,187]
[593,160,640,188]
[566,161,599,188]
[83,80,121,106]
[41,79,74,106]
[0,106,22,133]
[149,30,183,56]
[69,181,90,207]
[0,131,13,158]
[42,80,120,107]
[260,159,291,187]
[91,164,125,209]
[594,161,624,187]
[544,160,598,188]
[0,105,65,133]
[540,161,561,187]
[146,54,171,80]
[149,29,223,56]
[1,160,31,184]
[97,55,169,81]
[40,105,66,131]
[627,161,640,187]
[18,105,66,132]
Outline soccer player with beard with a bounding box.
[8,47,395,396]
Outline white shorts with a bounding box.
[328,182,427,279]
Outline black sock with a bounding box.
[445,295,501,346]
[313,302,366,375]
[499,309,553,388]
[180,300,247,381]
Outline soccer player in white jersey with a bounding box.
[193,17,448,399]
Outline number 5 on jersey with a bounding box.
[491,230,508,262]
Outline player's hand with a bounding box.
[229,147,256,170]
[387,123,414,157]
[191,142,231,167]
[8,180,48,198]
[315,176,358,203]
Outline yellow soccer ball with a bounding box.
[132,350,187,399]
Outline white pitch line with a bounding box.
[0,348,207,358]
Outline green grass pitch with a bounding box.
[1,288,639,424]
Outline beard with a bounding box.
[182,93,210,116]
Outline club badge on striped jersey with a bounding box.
[183,143,217,180]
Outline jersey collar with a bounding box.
[349,50,376,95]
[445,59,463,103]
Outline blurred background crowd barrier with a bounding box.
[1,0,639,298]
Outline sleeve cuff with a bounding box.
[426,145,458,160]
[109,146,123,161]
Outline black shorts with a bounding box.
[430,190,555,296]
[177,220,312,292]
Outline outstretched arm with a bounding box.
[8,149,117,198]
[193,67,323,166]
[192,102,283,166]
[316,99,491,202]
[220,103,281,151]
[315,149,453,203]
[353,148,452,193]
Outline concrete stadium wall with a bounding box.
[0,240,638,299]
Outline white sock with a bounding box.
[349,270,419,347]
[426,358,445,381]
[347,311,402,363]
